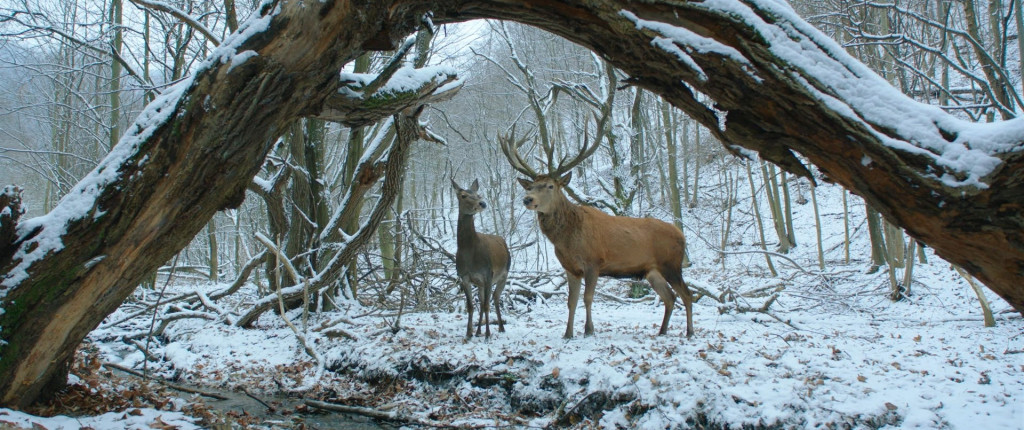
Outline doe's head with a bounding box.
[517,173,571,214]
[452,178,488,216]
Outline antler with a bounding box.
[498,124,539,179]
[550,112,604,178]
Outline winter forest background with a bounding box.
[0,0,1022,428]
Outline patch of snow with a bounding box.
[0,407,201,430]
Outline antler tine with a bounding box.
[552,112,603,178]
[446,159,458,189]
[498,124,539,179]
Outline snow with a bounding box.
[0,407,200,430]
[0,0,282,295]
[339,64,460,99]
[226,50,259,73]
[0,73,193,292]
[621,10,757,83]
[1,180,1012,429]
[2,1,1023,427]
[622,0,1024,189]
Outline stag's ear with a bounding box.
[470,179,480,192]
[451,178,461,191]
[517,178,533,190]
[559,172,573,186]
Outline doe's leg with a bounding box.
[460,279,474,339]
[493,274,507,333]
[478,283,492,338]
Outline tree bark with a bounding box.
[0,0,436,407]
[3,0,1024,408]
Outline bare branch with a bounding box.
[127,0,221,46]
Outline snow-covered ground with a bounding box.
[3,181,1022,429]
[0,406,202,429]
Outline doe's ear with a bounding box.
[470,179,480,192]
[559,172,573,186]
[517,178,533,190]
[451,178,462,191]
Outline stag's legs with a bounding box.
[583,270,598,336]
[564,273,582,339]
[460,279,474,339]
[646,271,677,336]
[670,279,695,338]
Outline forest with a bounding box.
[0,0,1022,428]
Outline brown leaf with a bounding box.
[885,402,898,411]
[148,416,180,430]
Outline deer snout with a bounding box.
[479,201,487,209]
[522,197,533,207]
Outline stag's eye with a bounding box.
[547,185,553,190]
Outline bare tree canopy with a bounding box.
[1,0,1023,408]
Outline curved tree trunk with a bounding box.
[435,0,1024,314]
[2,0,1024,407]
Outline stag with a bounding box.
[451,178,511,339]
[501,131,695,339]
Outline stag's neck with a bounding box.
[537,194,583,241]
[457,213,481,246]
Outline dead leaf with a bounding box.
[884,402,898,411]
[551,367,560,378]
[149,416,179,430]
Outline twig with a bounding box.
[102,362,228,400]
[304,399,492,428]
[716,248,814,275]
[144,254,179,377]
[256,233,325,367]
[242,387,275,412]
[100,291,197,329]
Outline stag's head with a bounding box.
[452,178,488,216]
[517,174,571,214]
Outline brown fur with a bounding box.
[519,173,694,338]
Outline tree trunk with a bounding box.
[662,100,691,267]
[4,0,1024,408]
[108,0,123,151]
[866,205,887,271]
[207,218,219,282]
